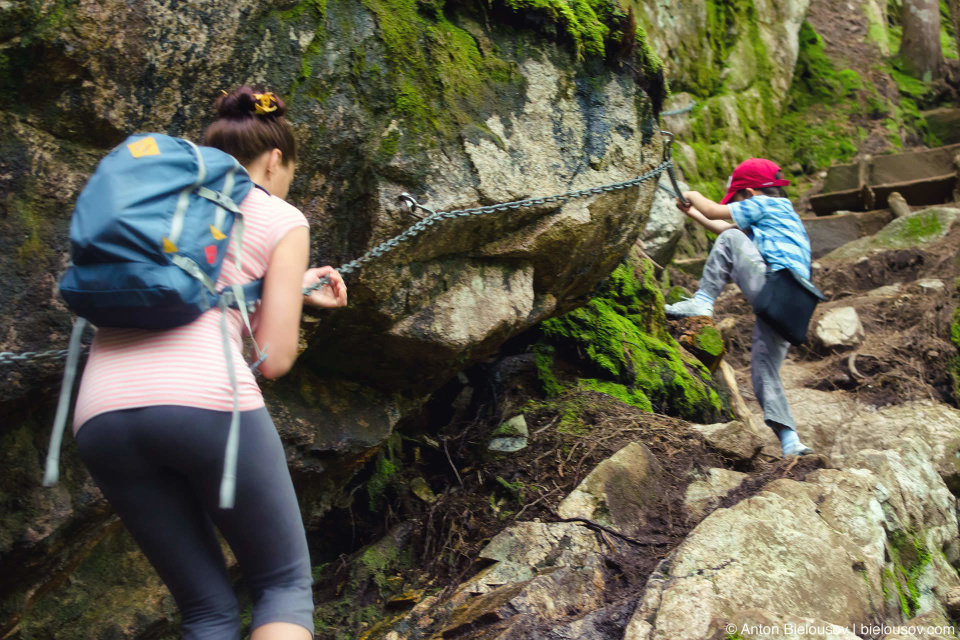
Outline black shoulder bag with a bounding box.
[751,268,827,346]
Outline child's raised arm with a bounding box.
[676,194,736,235]
[682,191,733,220]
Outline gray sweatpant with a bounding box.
[698,229,796,431]
[76,406,315,640]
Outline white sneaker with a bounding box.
[664,297,713,318]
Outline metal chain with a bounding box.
[661,100,696,117]
[0,349,73,365]
[303,158,674,294]
[4,143,678,363]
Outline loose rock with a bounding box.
[557,442,662,537]
[815,306,865,349]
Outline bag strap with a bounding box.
[216,296,241,509]
[783,268,827,301]
[43,317,89,487]
[169,140,209,247]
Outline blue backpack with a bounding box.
[46,133,266,508]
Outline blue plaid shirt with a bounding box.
[728,195,811,279]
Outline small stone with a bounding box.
[949,587,960,618]
[815,306,865,349]
[690,421,764,462]
[866,283,902,297]
[716,316,738,343]
[488,437,527,453]
[410,477,438,503]
[492,415,528,438]
[488,416,529,452]
[918,278,944,291]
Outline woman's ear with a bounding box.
[265,148,284,175]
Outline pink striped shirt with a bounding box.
[73,187,309,432]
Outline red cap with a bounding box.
[720,158,791,205]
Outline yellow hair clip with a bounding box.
[253,92,278,114]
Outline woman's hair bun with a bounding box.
[215,87,287,119]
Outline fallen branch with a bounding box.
[514,487,560,520]
[548,509,674,547]
[847,352,865,380]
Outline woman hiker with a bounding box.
[72,87,347,639]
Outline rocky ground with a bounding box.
[302,203,960,640]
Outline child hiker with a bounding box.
[664,158,815,458]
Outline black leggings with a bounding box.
[76,406,314,639]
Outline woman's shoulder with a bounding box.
[241,186,308,224]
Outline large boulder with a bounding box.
[557,442,662,537]
[640,173,689,265]
[783,385,960,496]
[625,438,960,639]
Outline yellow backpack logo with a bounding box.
[127,137,161,159]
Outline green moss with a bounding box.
[367,433,403,510]
[578,378,653,411]
[18,523,178,639]
[888,530,932,618]
[535,257,726,422]
[890,66,933,101]
[900,210,944,242]
[534,344,565,397]
[376,129,401,163]
[664,285,692,305]
[695,326,724,357]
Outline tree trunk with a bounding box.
[950,0,960,64]
[899,0,943,79]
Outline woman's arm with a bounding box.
[255,227,349,379]
[255,227,310,379]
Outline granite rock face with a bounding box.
[625,439,960,640]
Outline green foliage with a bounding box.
[367,432,403,510]
[535,257,726,422]
[768,22,869,172]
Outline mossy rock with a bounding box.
[664,285,692,305]
[673,316,725,373]
[534,247,728,422]
[821,208,960,261]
